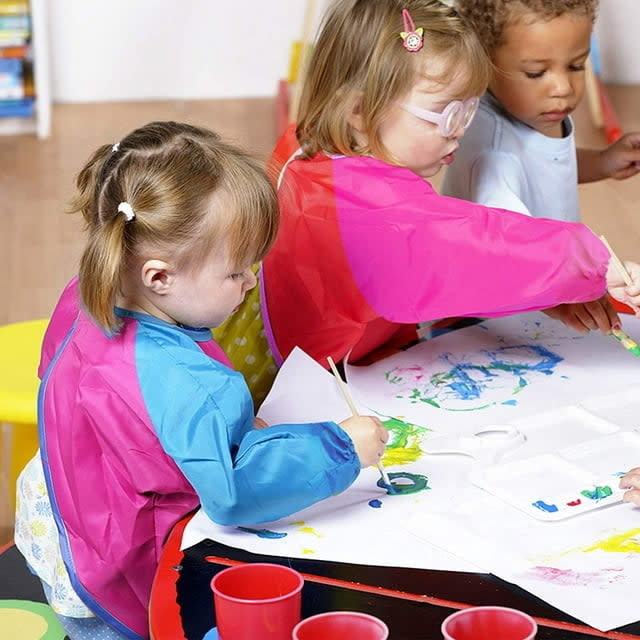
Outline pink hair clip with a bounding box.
[400,8,423,52]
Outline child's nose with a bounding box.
[551,73,573,97]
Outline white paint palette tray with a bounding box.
[471,430,640,521]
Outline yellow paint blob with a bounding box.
[582,528,640,554]
[296,526,323,538]
[301,548,316,555]
[382,445,423,466]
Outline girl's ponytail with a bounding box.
[68,144,114,227]
[79,216,129,334]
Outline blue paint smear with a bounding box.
[423,345,561,401]
[237,527,287,539]
[368,499,382,508]
[502,399,517,406]
[532,500,559,513]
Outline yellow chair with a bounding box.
[0,319,48,529]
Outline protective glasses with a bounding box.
[398,97,480,137]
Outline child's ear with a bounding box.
[140,259,175,295]
[346,90,365,133]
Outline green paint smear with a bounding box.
[377,471,430,495]
[580,486,613,500]
[381,417,430,466]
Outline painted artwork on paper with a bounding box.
[182,313,640,633]
[345,312,640,430]
[383,344,562,411]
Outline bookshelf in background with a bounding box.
[0,0,49,138]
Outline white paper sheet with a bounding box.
[404,493,640,631]
[181,313,640,631]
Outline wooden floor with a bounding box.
[1,88,640,545]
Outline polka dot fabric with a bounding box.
[212,276,277,406]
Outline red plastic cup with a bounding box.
[292,611,389,640]
[210,562,303,640]
[442,606,537,640]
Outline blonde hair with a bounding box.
[455,0,598,52]
[69,121,279,333]
[296,0,490,161]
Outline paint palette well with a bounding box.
[511,405,620,458]
[560,430,640,478]
[471,434,636,522]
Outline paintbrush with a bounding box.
[326,356,393,489]
[599,236,640,356]
[610,328,640,358]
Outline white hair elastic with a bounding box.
[112,142,120,152]
[117,202,135,222]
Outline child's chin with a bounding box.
[420,165,441,179]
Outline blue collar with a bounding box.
[114,308,213,342]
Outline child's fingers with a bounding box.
[622,489,640,506]
[581,298,619,333]
[619,468,640,489]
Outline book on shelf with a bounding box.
[0,96,33,117]
[0,13,29,30]
[0,44,29,58]
[0,1,29,16]
[0,32,29,46]
[0,55,30,99]
[0,56,23,98]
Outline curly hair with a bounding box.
[454,0,598,52]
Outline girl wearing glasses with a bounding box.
[218,0,640,384]
[442,0,640,335]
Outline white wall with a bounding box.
[595,0,640,85]
[47,0,639,104]
[49,1,307,102]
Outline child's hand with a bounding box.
[339,416,389,468]
[600,132,640,180]
[606,259,640,315]
[620,467,640,506]
[541,296,619,334]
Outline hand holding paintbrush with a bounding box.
[600,236,640,355]
[600,235,640,316]
[326,357,393,489]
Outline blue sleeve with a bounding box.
[138,336,360,525]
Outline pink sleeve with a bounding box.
[334,158,609,322]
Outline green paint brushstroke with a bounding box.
[381,417,430,466]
